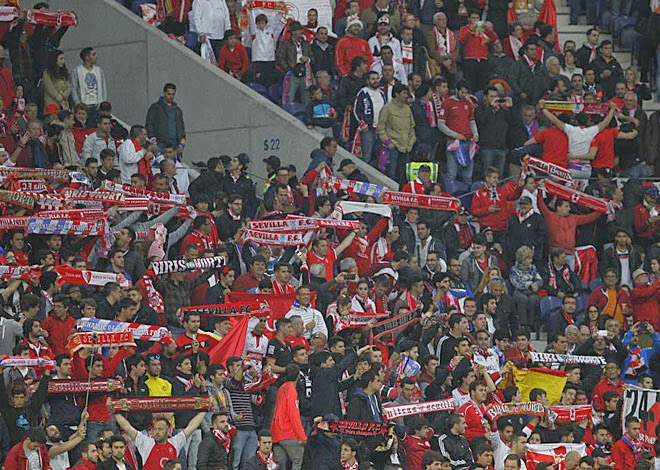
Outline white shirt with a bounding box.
[285,305,328,339]
[135,430,187,465]
[616,248,632,287]
[252,28,276,62]
[371,57,408,85]
[368,35,402,59]
[491,430,528,470]
[364,87,386,126]
[153,157,190,195]
[564,124,600,155]
[118,139,146,184]
[452,387,470,408]
[244,330,268,374]
[48,443,69,470]
[189,0,232,40]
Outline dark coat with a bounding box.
[412,98,442,148]
[276,38,314,73]
[97,459,135,470]
[0,373,49,445]
[599,245,643,279]
[312,40,336,76]
[189,169,226,203]
[509,59,547,104]
[220,173,257,219]
[197,434,230,470]
[505,212,548,263]
[310,351,357,417]
[145,97,186,144]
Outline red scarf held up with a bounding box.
[132,139,152,181]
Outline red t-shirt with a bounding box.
[591,127,620,169]
[534,127,569,168]
[439,96,474,138]
[306,248,337,281]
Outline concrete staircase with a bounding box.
[554,2,660,115]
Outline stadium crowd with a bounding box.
[0,0,660,470]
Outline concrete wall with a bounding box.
[30,0,396,188]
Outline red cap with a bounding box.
[45,103,59,116]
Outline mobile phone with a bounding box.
[597,330,608,337]
[344,272,356,280]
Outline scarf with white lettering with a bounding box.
[258,451,279,470]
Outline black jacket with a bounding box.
[474,104,511,150]
[302,432,342,469]
[220,173,257,219]
[296,364,313,418]
[46,377,82,428]
[546,310,575,342]
[145,97,186,145]
[337,73,366,111]
[215,210,244,242]
[539,262,582,296]
[599,245,643,279]
[197,434,230,470]
[124,375,152,431]
[311,351,357,417]
[0,373,49,445]
[347,388,382,423]
[0,415,11,463]
[412,98,442,147]
[505,212,547,263]
[189,169,226,203]
[312,40,336,76]
[170,372,201,429]
[437,432,473,470]
[244,453,284,470]
[509,59,547,104]
[97,459,135,470]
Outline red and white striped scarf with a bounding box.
[434,27,454,56]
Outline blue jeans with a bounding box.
[86,420,116,443]
[232,429,258,470]
[446,149,474,187]
[480,148,506,177]
[286,75,304,103]
[361,129,377,164]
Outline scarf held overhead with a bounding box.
[78,318,169,342]
[151,256,226,275]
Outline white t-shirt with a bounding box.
[564,124,600,155]
[243,331,268,374]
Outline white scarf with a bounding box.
[434,27,454,56]
[402,42,414,64]
[509,35,523,60]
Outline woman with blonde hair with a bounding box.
[623,66,652,103]
[476,266,504,295]
[510,245,543,331]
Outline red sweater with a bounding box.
[402,430,433,470]
[633,204,660,240]
[630,282,660,332]
[458,25,497,59]
[218,43,249,79]
[5,441,51,470]
[271,381,307,443]
[339,217,389,276]
[471,182,523,232]
[41,313,77,356]
[538,195,602,254]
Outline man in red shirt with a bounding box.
[438,80,477,188]
[525,126,569,168]
[457,381,490,441]
[401,417,434,470]
[340,217,390,276]
[175,311,218,355]
[538,194,602,256]
[471,167,523,240]
[306,234,355,281]
[335,17,373,77]
[591,359,624,411]
[589,122,637,170]
[180,216,216,255]
[41,294,76,356]
[22,318,54,379]
[115,411,206,470]
[233,254,267,292]
[458,11,497,92]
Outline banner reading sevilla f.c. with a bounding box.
[622,385,660,446]
[239,1,288,47]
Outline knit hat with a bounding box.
[346,15,363,31]
[289,20,303,32]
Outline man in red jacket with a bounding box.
[335,17,373,77]
[458,11,497,91]
[180,216,216,255]
[5,427,52,470]
[471,167,523,241]
[611,418,643,470]
[22,318,54,379]
[630,268,660,332]
[272,363,307,469]
[457,381,490,441]
[41,294,77,356]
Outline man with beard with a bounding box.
[69,442,99,470]
[45,421,87,470]
[114,412,206,470]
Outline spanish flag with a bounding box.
[513,367,568,405]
